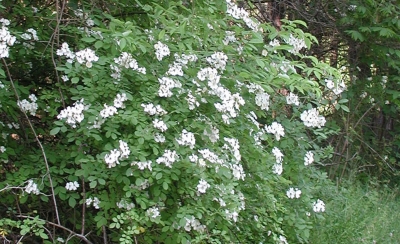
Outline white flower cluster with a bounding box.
[25,179,40,195]
[225,0,260,31]
[197,67,220,89]
[225,209,239,222]
[154,41,170,61]
[269,39,280,49]
[146,206,160,219]
[212,87,245,124]
[154,133,166,143]
[86,197,100,209]
[56,43,75,63]
[18,94,38,116]
[272,147,284,175]
[116,199,135,210]
[198,148,224,165]
[75,48,99,68]
[158,77,182,97]
[131,160,152,171]
[223,31,236,45]
[286,187,301,199]
[203,124,219,143]
[313,199,325,212]
[286,92,300,106]
[56,42,99,68]
[57,99,86,128]
[153,118,168,132]
[113,52,146,76]
[255,92,270,111]
[21,28,39,41]
[104,140,130,168]
[206,52,228,71]
[223,137,241,161]
[304,151,314,166]
[141,103,167,116]
[197,179,210,194]
[156,149,178,168]
[0,146,5,153]
[167,53,198,76]
[65,181,79,191]
[176,129,196,149]
[183,216,206,232]
[286,34,307,54]
[0,18,16,58]
[300,108,326,128]
[99,93,127,118]
[325,79,346,95]
[21,28,39,49]
[265,122,285,141]
[186,91,200,110]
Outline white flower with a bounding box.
[206,52,228,71]
[18,94,38,116]
[304,151,314,166]
[75,48,99,67]
[176,129,196,149]
[279,235,288,244]
[25,180,40,195]
[65,181,80,191]
[286,187,301,199]
[313,199,325,212]
[99,104,117,118]
[57,99,86,128]
[286,34,307,54]
[255,92,270,111]
[154,133,165,143]
[0,146,5,153]
[156,149,178,168]
[104,149,121,168]
[0,20,16,58]
[142,103,167,116]
[104,140,130,168]
[265,122,285,141]
[300,108,326,128]
[197,179,210,194]
[86,197,100,209]
[113,93,127,108]
[116,199,135,210]
[286,92,300,106]
[154,41,170,61]
[223,31,236,45]
[146,207,160,219]
[158,77,181,97]
[153,119,168,132]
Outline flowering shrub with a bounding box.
[0,0,342,243]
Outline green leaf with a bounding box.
[71,77,79,84]
[69,197,76,208]
[156,172,163,180]
[81,37,96,43]
[94,41,103,49]
[49,127,60,135]
[98,178,106,185]
[90,181,97,188]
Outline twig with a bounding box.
[2,58,60,225]
[17,215,93,244]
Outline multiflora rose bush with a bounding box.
[0,0,342,243]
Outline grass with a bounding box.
[310,181,400,243]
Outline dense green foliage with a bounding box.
[0,0,399,243]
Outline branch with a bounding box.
[17,215,93,244]
[2,58,60,225]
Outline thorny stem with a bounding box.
[2,58,61,225]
